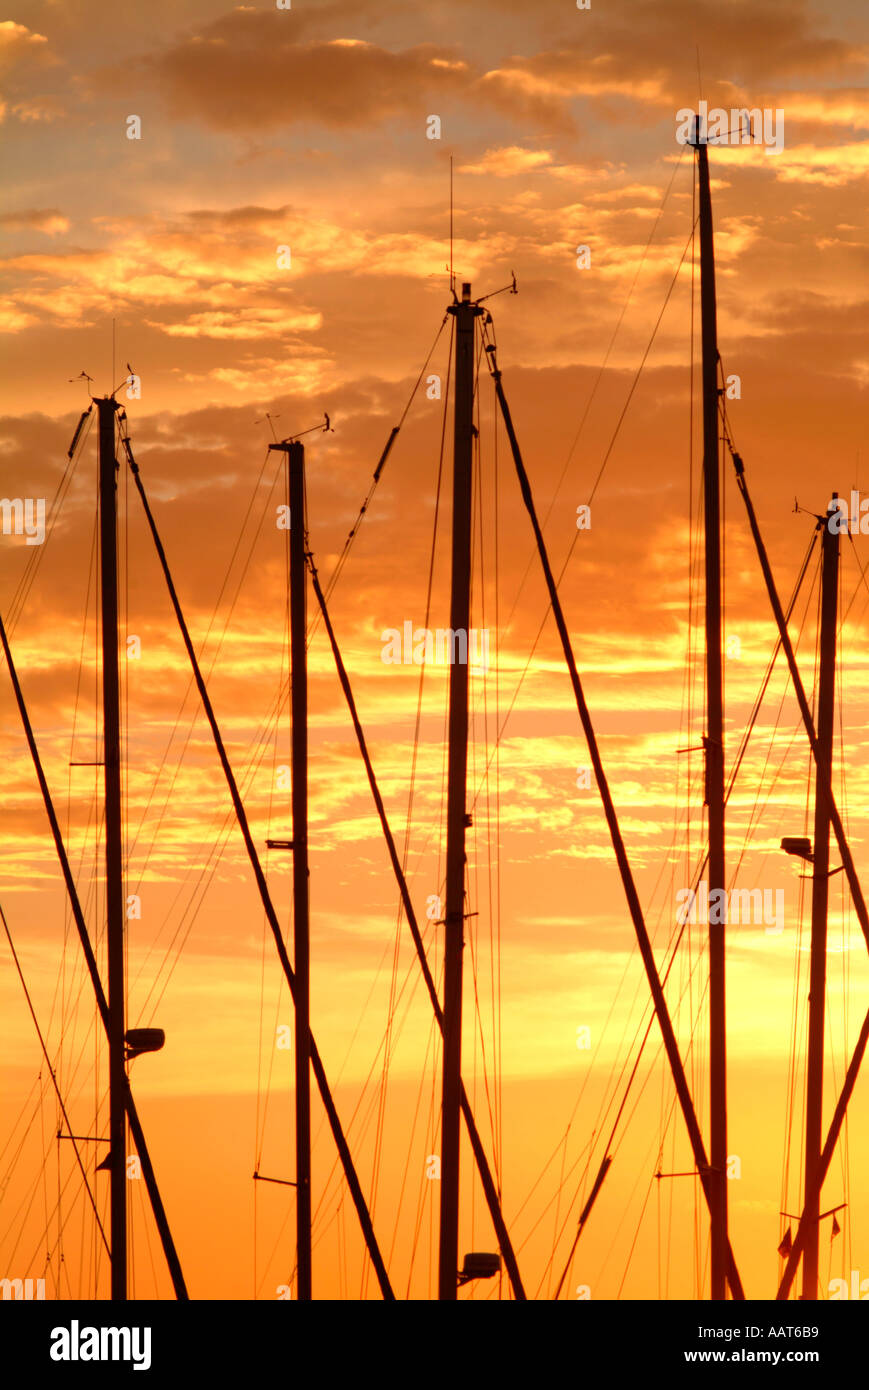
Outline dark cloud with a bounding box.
[94,0,867,144]
[480,0,866,90]
[0,207,68,233]
[128,12,474,131]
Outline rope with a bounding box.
[0,900,109,1255]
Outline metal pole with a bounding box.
[288,441,312,1300]
[728,453,869,1300]
[696,120,728,1301]
[802,498,839,1299]
[438,283,480,1300]
[97,395,127,1301]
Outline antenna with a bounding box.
[255,412,281,442]
[268,413,333,447]
[69,369,94,399]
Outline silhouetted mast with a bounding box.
[125,431,394,1298]
[803,498,839,1298]
[730,450,869,1300]
[695,115,729,1302]
[438,282,481,1300]
[0,606,187,1298]
[97,394,127,1301]
[273,439,313,1300]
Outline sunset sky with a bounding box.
[1,0,868,1301]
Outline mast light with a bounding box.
[125,1028,165,1060]
[780,837,813,863]
[457,1252,501,1286]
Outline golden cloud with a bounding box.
[459,147,555,177]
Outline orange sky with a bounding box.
[1,0,868,1301]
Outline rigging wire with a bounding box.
[352,231,718,1289]
[4,410,94,637]
[360,317,454,1297]
[312,315,450,641]
[540,529,819,1295]
[465,216,699,826]
[496,149,690,645]
[0,900,109,1257]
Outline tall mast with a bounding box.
[97,394,127,1301]
[289,441,312,1299]
[695,115,728,1301]
[131,437,394,1299]
[802,498,839,1299]
[438,282,481,1300]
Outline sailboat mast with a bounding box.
[288,441,312,1300]
[438,282,481,1300]
[97,394,127,1301]
[695,118,729,1301]
[802,498,839,1299]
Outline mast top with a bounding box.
[448,281,484,319]
[267,413,332,451]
